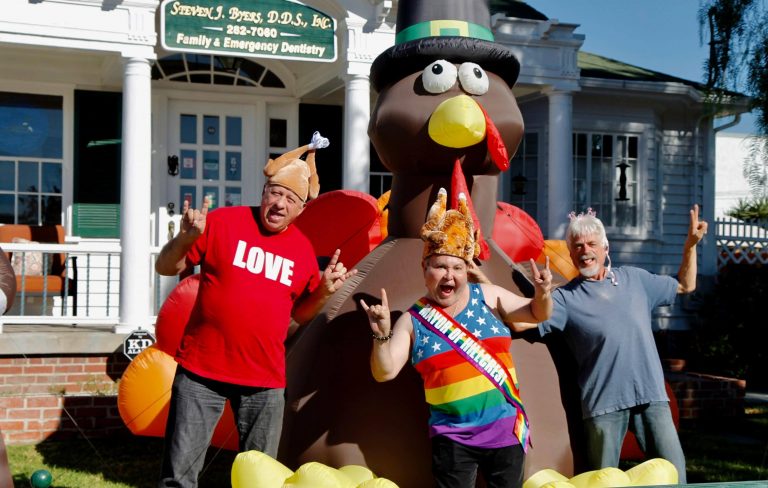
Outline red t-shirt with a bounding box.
[177,206,320,387]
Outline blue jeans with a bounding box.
[431,436,525,488]
[158,367,285,488]
[584,402,686,483]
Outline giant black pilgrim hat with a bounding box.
[370,0,521,92]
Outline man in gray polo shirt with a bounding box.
[512,205,707,483]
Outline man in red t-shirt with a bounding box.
[155,133,356,488]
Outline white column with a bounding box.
[342,73,371,192]
[116,57,152,334]
[547,90,574,239]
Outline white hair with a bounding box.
[566,209,619,285]
[566,209,609,249]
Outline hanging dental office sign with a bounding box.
[161,0,337,62]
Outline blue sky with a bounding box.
[524,0,758,134]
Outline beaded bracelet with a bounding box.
[372,329,394,342]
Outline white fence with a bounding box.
[2,219,764,326]
[2,240,166,327]
[715,217,768,268]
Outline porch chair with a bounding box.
[0,224,77,315]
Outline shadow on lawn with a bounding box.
[9,402,768,487]
[677,401,768,483]
[13,435,236,488]
[620,399,768,483]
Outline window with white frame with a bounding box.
[508,132,539,218]
[572,132,638,228]
[152,54,286,88]
[0,92,63,225]
[369,143,392,199]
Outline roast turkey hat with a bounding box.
[421,188,480,262]
[263,131,329,202]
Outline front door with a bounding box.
[157,100,264,302]
[167,101,262,216]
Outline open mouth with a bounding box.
[267,212,285,226]
[579,255,597,268]
[267,209,285,223]
[438,284,455,298]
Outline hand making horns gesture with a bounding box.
[321,249,358,295]
[530,256,553,296]
[360,288,391,339]
[687,204,708,246]
[180,196,209,240]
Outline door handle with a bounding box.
[168,155,179,175]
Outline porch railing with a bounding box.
[1,240,165,327]
[715,217,768,268]
[3,217,760,326]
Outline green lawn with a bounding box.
[6,404,767,487]
[7,437,235,488]
[676,404,768,483]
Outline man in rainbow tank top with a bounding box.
[361,188,553,488]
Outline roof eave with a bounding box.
[579,76,752,115]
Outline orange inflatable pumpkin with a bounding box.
[118,272,239,450]
[536,240,579,282]
[117,345,239,450]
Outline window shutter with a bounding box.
[72,203,120,238]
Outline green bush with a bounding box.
[726,196,768,222]
[689,263,768,388]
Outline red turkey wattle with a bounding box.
[480,103,510,171]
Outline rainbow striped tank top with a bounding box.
[410,283,526,449]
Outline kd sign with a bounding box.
[123,329,157,360]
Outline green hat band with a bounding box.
[395,20,494,44]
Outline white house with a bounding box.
[715,132,766,217]
[0,0,751,337]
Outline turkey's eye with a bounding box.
[422,60,458,94]
[458,63,489,95]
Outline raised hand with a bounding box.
[687,204,708,246]
[467,260,492,285]
[180,197,209,241]
[155,197,209,276]
[530,256,552,296]
[321,249,357,295]
[360,288,391,338]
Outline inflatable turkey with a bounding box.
[280,1,575,486]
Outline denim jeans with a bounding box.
[158,367,285,488]
[584,402,686,483]
[431,436,525,488]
